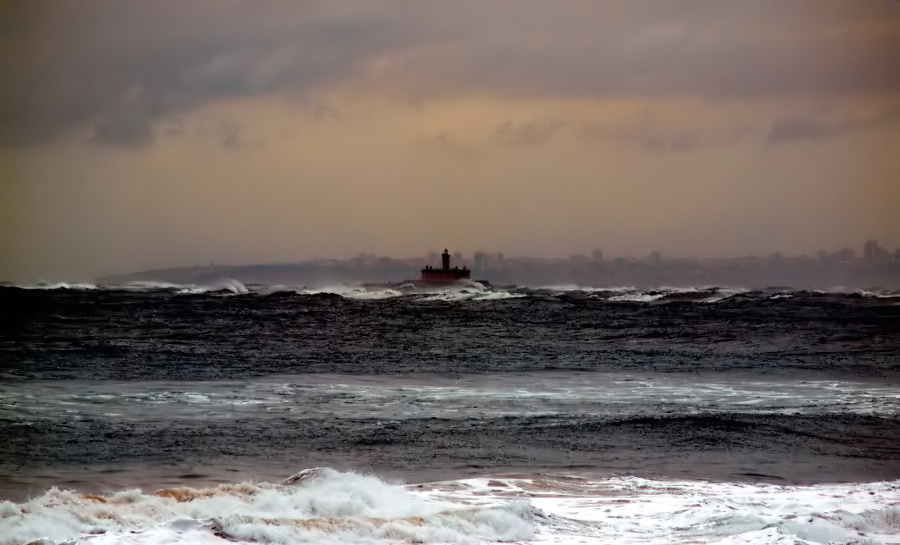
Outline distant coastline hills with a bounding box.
[98,241,900,290]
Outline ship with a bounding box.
[362,249,489,289]
[420,248,472,284]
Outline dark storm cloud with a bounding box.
[1,0,898,147]
[0,1,413,147]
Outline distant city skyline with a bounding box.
[99,238,900,274]
[2,2,898,282]
[90,239,900,290]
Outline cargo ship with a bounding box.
[420,248,472,284]
[362,249,489,289]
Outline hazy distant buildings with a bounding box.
[863,239,891,263]
[98,241,900,289]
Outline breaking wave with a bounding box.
[3,280,898,302]
[2,469,898,545]
[9,281,100,291]
[0,468,536,545]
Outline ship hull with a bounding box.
[360,249,490,290]
[360,278,490,290]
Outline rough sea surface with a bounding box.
[1,281,898,544]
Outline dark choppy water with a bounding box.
[1,283,899,529]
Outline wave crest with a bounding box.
[0,468,536,545]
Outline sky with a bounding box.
[1,1,899,281]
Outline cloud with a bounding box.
[221,121,245,149]
[767,117,833,144]
[0,2,405,147]
[580,123,702,153]
[766,108,900,144]
[90,117,155,147]
[579,104,900,150]
[219,120,264,150]
[1,1,899,147]
[493,120,563,147]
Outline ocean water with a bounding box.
[1,281,898,544]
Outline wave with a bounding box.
[256,284,890,302]
[256,281,504,301]
[177,277,249,295]
[831,287,900,299]
[2,281,897,303]
[296,285,408,300]
[5,281,100,291]
[0,279,249,295]
[0,468,536,545]
[1,469,897,545]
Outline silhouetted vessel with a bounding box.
[419,249,471,285]
[362,249,488,289]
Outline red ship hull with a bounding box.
[361,249,489,290]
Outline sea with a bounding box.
[1,280,898,545]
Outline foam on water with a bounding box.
[417,474,900,545]
[117,280,190,291]
[698,287,750,303]
[297,285,407,299]
[3,372,897,423]
[533,284,623,293]
[289,281,515,301]
[419,287,497,302]
[607,291,668,302]
[100,278,251,295]
[6,281,897,303]
[10,282,100,291]
[180,278,249,295]
[3,470,897,545]
[0,469,535,545]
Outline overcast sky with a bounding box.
[2,1,899,281]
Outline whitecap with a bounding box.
[0,469,537,545]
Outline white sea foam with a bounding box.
[0,469,536,545]
[419,287,511,302]
[821,286,900,298]
[116,280,188,290]
[532,284,615,293]
[534,285,640,294]
[699,287,749,303]
[112,278,250,294]
[4,470,896,545]
[8,280,896,301]
[11,282,100,290]
[472,290,525,300]
[608,291,667,302]
[3,373,898,424]
[854,289,900,299]
[296,281,509,302]
[417,475,900,545]
[297,285,406,299]
[181,278,249,295]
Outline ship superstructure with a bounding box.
[420,249,471,284]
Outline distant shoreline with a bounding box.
[95,248,900,291]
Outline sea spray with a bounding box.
[0,469,538,545]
